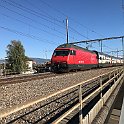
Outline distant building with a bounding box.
[22,60,34,74]
[27,60,33,70]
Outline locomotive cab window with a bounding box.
[70,50,76,55]
[53,50,70,56]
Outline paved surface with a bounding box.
[106,81,124,124]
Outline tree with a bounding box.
[6,40,28,73]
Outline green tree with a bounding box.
[6,40,28,73]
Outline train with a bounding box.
[51,44,123,72]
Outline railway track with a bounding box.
[0,72,57,85]
[0,66,120,86]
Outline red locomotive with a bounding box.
[51,44,123,72]
[51,44,99,72]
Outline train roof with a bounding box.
[57,44,96,54]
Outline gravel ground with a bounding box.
[0,68,122,124]
[0,67,120,113]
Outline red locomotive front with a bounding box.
[51,48,74,72]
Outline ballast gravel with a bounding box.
[0,67,120,112]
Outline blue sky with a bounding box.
[0,0,124,59]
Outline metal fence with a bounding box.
[52,68,124,124]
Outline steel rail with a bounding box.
[0,72,56,85]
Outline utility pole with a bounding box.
[66,17,69,44]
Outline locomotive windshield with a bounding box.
[53,50,70,56]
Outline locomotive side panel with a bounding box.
[74,49,98,66]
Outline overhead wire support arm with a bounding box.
[69,36,124,44]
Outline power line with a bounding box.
[24,0,64,24]
[69,26,89,40]
[1,0,118,53]
[0,3,81,42]
[39,0,90,39]
[39,0,105,38]
[1,0,65,29]
[0,4,65,36]
[3,0,98,41]
[40,0,67,17]
[6,0,106,42]
[1,0,82,42]
[0,26,59,45]
[1,13,65,40]
[69,18,104,38]
[13,0,84,41]
[23,0,83,41]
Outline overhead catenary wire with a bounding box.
[68,18,105,38]
[40,0,67,18]
[0,2,80,41]
[1,0,107,43]
[22,0,64,24]
[0,26,59,45]
[0,0,107,41]
[69,26,89,40]
[39,0,105,38]
[0,5,66,36]
[28,0,90,40]
[0,0,120,54]
[1,0,66,29]
[1,13,65,40]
